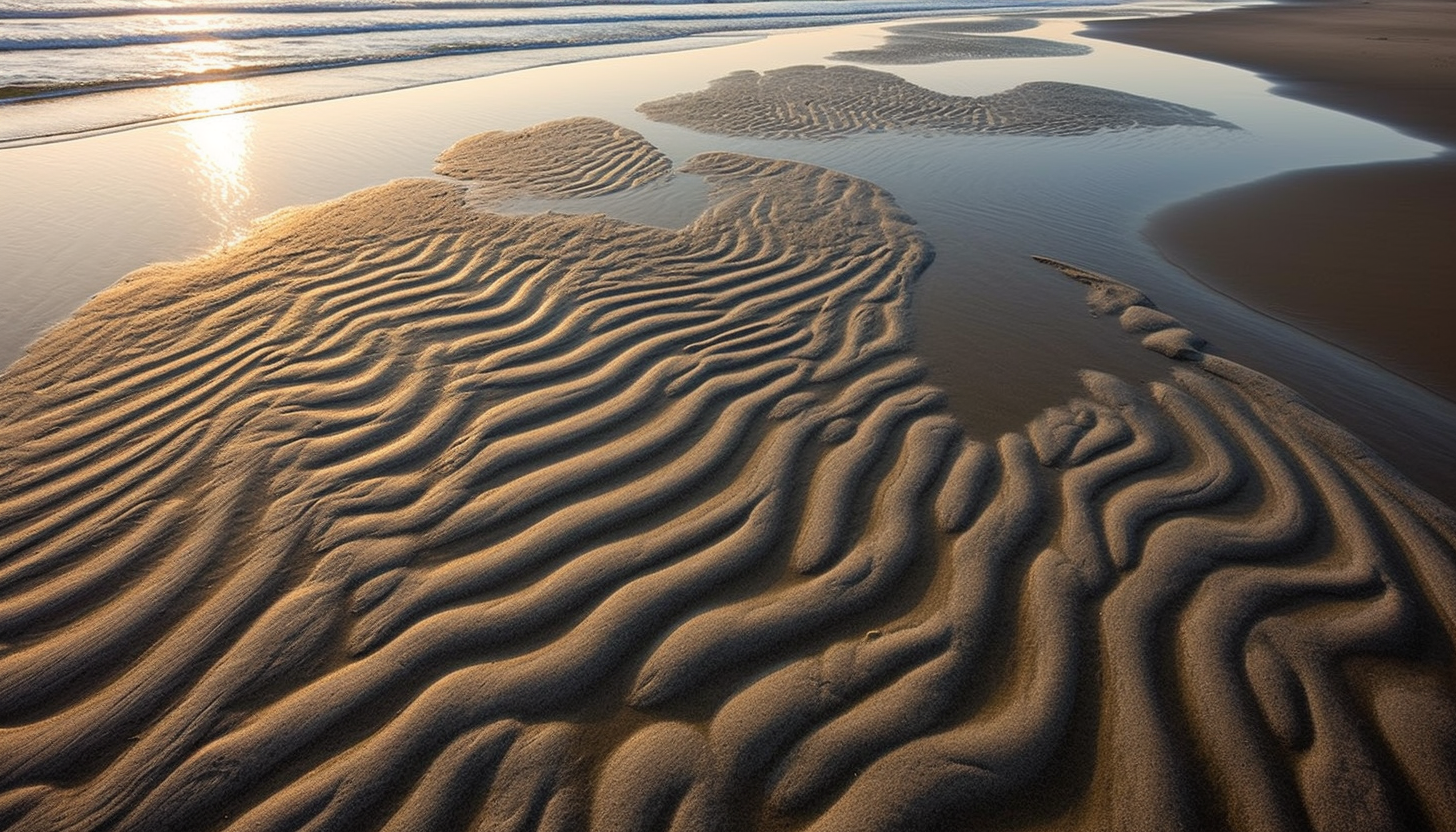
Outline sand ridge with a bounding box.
[829,20,1092,64]
[1,118,1454,831]
[638,64,1234,139]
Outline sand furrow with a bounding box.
[0,497,184,634]
[630,412,955,709]
[791,387,953,574]
[343,364,805,650]
[766,433,1045,813]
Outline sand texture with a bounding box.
[434,116,673,199]
[2,119,1455,831]
[829,21,1091,64]
[638,65,1233,139]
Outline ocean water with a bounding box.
[0,0,1135,143]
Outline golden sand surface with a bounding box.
[435,117,673,200]
[1,115,1454,831]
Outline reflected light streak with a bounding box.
[175,78,256,241]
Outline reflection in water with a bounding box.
[173,35,239,75]
[175,79,255,241]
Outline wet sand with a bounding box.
[1086,0,1456,400]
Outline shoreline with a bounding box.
[1085,0,1456,400]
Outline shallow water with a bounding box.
[0,0,1131,145]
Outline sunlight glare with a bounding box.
[175,79,256,241]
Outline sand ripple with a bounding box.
[829,21,1092,64]
[434,116,673,200]
[0,120,1452,831]
[638,64,1233,139]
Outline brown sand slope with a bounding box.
[1086,0,1456,405]
[829,21,1091,64]
[638,64,1233,139]
[1,120,1455,830]
[1086,0,1456,147]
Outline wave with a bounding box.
[0,28,747,105]
[0,0,1047,24]
[0,10,983,51]
[0,1,1082,106]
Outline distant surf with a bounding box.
[0,0,1119,107]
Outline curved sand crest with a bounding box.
[0,119,1453,831]
[829,21,1092,64]
[434,116,672,199]
[639,65,1232,140]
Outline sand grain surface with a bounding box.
[434,116,673,199]
[639,64,1233,139]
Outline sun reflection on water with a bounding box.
[175,79,256,242]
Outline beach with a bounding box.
[2,2,1455,830]
[1088,0,1456,498]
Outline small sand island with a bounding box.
[637,64,1234,139]
[828,19,1093,64]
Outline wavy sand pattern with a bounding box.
[434,116,672,199]
[1,120,1454,831]
[829,21,1092,64]
[638,65,1233,139]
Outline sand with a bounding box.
[827,20,1092,64]
[434,117,673,199]
[2,103,1456,832]
[637,64,1233,139]
[1086,0,1456,402]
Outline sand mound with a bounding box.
[434,116,672,199]
[1,119,1453,831]
[830,21,1091,64]
[638,64,1233,139]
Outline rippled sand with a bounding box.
[1,109,1453,832]
[638,64,1233,139]
[435,117,672,199]
[829,20,1092,64]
